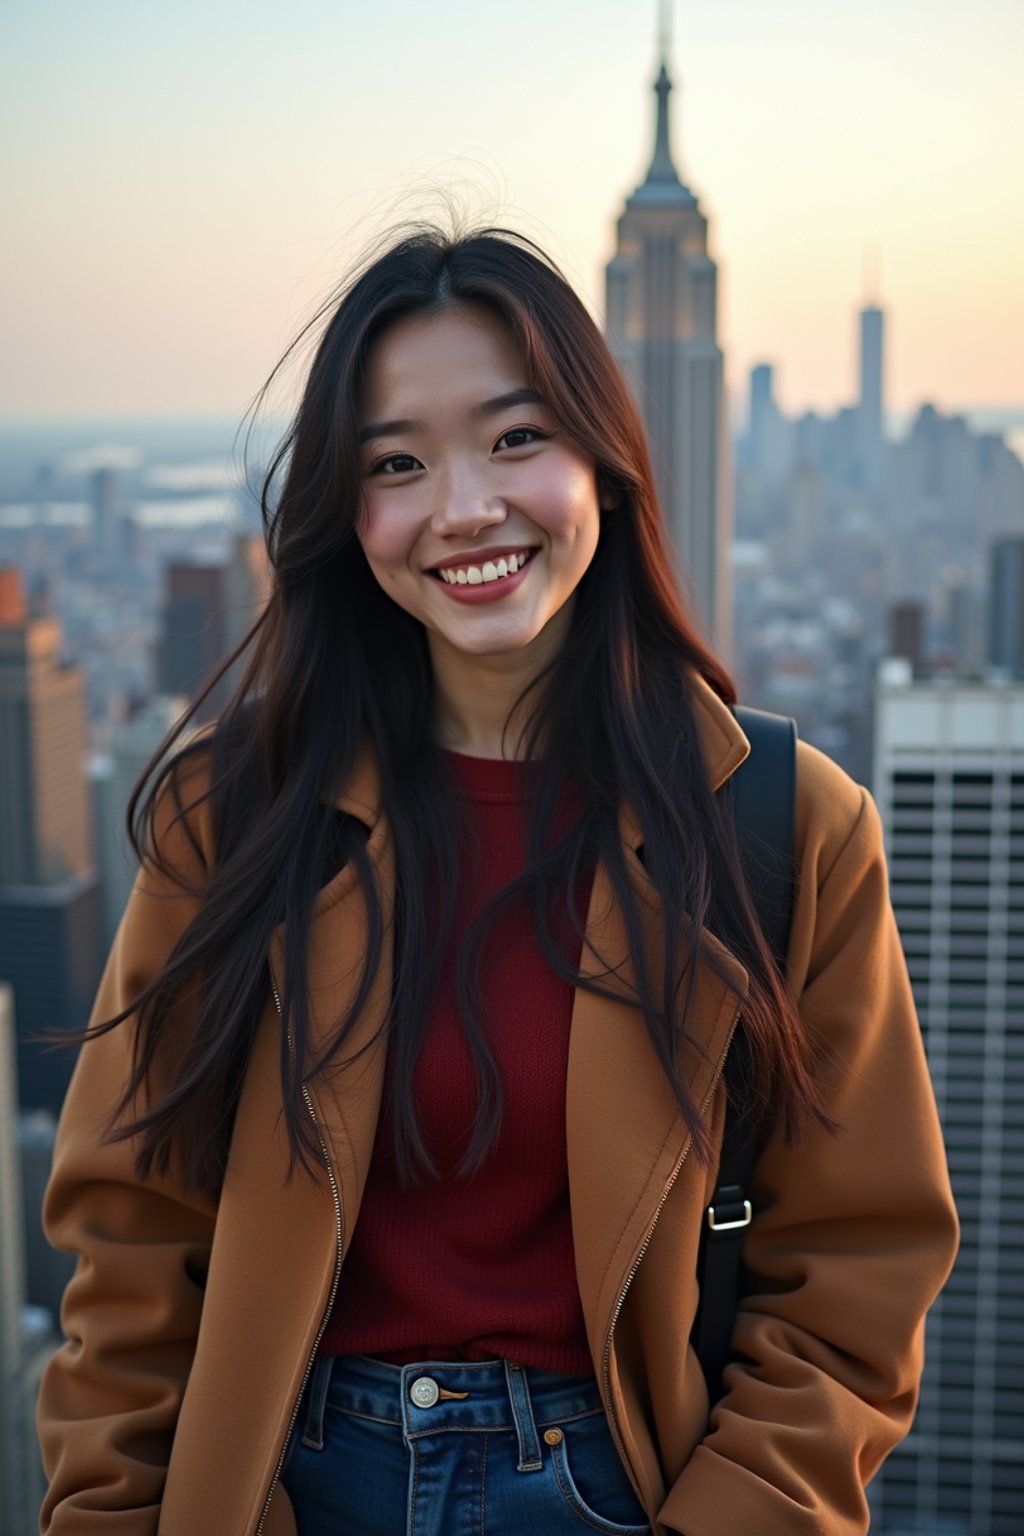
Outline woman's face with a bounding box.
[356,302,609,665]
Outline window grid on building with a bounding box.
[867,729,1024,1535]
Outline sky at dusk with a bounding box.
[2,0,1021,424]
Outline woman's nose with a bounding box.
[430,467,507,537]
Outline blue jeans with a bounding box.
[281,1354,653,1536]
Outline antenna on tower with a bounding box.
[660,0,672,61]
[863,242,882,304]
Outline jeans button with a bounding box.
[410,1376,440,1408]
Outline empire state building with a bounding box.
[605,46,731,654]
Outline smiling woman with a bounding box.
[356,303,608,754]
[36,224,957,1536]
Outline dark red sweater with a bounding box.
[320,751,594,1374]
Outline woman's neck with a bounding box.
[427,613,570,761]
[429,648,534,760]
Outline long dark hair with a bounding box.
[94,223,831,1193]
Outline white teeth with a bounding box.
[436,550,532,586]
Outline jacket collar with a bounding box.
[332,668,752,831]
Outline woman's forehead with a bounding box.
[360,303,529,418]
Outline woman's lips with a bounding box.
[431,549,537,604]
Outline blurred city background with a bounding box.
[1,2,1022,1532]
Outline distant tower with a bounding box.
[605,4,731,651]
[749,364,774,462]
[91,466,119,560]
[857,246,885,494]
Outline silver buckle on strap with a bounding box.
[706,1198,752,1233]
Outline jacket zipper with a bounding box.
[254,976,345,1536]
[599,1007,742,1510]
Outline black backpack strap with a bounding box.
[692,705,797,1408]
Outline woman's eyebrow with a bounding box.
[358,417,422,444]
[358,388,546,445]
[469,387,546,420]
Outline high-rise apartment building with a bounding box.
[0,567,92,885]
[869,665,1024,1535]
[605,39,730,651]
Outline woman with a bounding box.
[37,226,958,1536]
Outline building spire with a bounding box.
[645,0,681,185]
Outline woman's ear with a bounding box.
[598,479,618,512]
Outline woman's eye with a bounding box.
[494,427,548,452]
[371,453,420,475]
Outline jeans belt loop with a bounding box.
[299,1354,334,1451]
[503,1359,543,1472]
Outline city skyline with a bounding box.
[3,0,1022,420]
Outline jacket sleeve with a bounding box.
[660,743,959,1536]
[37,770,219,1535]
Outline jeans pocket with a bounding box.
[546,1414,651,1535]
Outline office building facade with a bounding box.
[869,668,1024,1534]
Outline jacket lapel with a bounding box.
[565,850,748,1364]
[565,673,752,1355]
[272,739,395,1244]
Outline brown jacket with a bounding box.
[37,676,958,1536]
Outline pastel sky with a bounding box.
[2,0,1021,422]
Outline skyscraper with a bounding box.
[988,535,1024,680]
[0,566,102,1114]
[858,303,885,494]
[605,27,731,651]
[156,560,227,715]
[90,466,119,562]
[748,364,774,468]
[869,664,1024,1535]
[156,534,268,720]
[0,567,93,885]
[0,982,35,1536]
